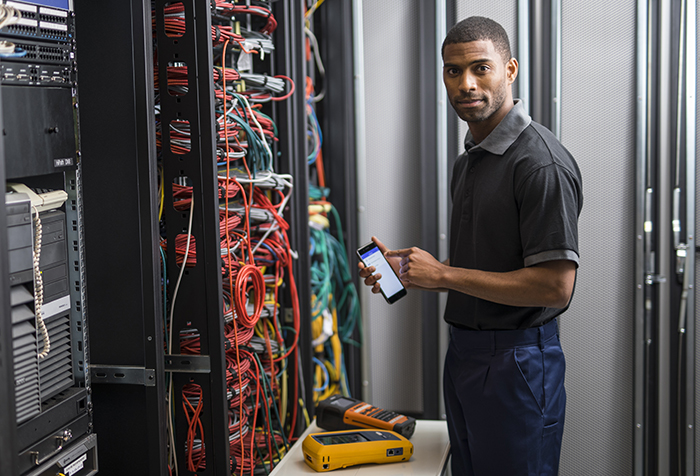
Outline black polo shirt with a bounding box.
[445,101,583,330]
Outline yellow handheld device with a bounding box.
[302,429,413,472]
[316,395,416,439]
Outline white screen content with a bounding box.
[361,246,404,298]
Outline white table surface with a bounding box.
[269,420,450,476]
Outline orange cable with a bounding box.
[222,39,248,474]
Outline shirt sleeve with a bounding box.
[516,163,582,267]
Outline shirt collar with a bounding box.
[464,100,532,155]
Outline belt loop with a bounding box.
[490,331,496,356]
[538,326,545,352]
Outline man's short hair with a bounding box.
[442,16,512,63]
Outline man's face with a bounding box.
[442,40,517,126]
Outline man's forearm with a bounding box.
[439,260,575,308]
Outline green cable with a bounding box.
[251,430,272,476]
[307,189,364,399]
[253,353,289,452]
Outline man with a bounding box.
[358,16,583,476]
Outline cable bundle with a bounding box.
[182,384,206,472]
[308,200,361,402]
[155,2,302,474]
[154,3,246,48]
[215,94,277,170]
[212,1,278,35]
[0,5,21,57]
[304,1,362,404]
[238,73,295,103]
[155,119,191,155]
[171,177,241,211]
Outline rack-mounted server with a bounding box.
[1,0,96,474]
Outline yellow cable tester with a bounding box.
[302,428,413,472]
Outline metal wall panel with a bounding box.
[359,0,424,413]
[695,3,700,473]
[454,1,519,155]
[558,1,636,474]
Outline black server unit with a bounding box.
[1,0,97,475]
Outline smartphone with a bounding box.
[357,241,407,304]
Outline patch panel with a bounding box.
[1,0,72,43]
[6,39,72,64]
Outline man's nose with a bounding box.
[459,72,477,92]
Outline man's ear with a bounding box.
[506,57,518,85]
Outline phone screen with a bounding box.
[357,242,406,304]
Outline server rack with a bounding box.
[1,0,97,474]
[2,2,358,475]
[76,1,312,474]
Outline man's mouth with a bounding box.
[457,97,484,107]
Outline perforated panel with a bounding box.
[39,312,73,400]
[558,1,636,475]
[361,0,423,413]
[454,1,519,155]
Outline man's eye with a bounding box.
[477,65,490,72]
[447,68,459,75]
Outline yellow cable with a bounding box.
[304,0,325,20]
[300,398,311,428]
[158,166,164,221]
[265,318,276,340]
[280,367,288,427]
[314,364,323,402]
[311,311,324,353]
[255,320,265,338]
[316,360,337,402]
[329,294,342,379]
[266,276,283,288]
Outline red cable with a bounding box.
[222,39,248,475]
[182,384,206,471]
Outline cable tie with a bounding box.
[214,25,221,42]
[262,74,268,87]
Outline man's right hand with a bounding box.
[357,236,403,295]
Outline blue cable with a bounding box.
[309,235,316,256]
[253,240,279,261]
[0,47,26,58]
[312,357,330,392]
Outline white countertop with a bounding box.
[269,420,450,476]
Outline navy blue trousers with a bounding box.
[443,319,566,476]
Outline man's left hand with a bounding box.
[385,247,446,289]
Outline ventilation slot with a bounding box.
[39,312,73,400]
[11,286,40,424]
